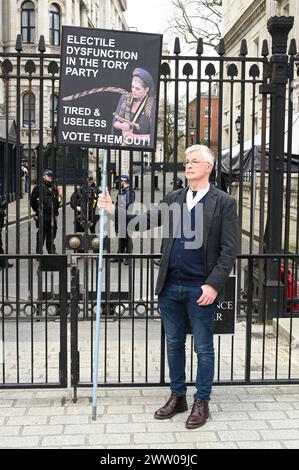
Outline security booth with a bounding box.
[43,143,88,184]
[0,117,17,201]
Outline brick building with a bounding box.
[188,87,219,155]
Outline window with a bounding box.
[21,1,35,44]
[283,4,290,16]
[49,4,60,46]
[50,94,58,127]
[23,92,36,127]
[204,106,211,118]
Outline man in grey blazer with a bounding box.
[98,144,238,429]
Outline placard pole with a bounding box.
[92,149,108,420]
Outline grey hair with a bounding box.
[185,144,215,165]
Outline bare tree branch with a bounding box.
[170,0,222,50]
[158,100,186,162]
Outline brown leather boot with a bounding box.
[185,399,209,429]
[154,393,188,420]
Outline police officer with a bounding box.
[0,195,13,268]
[113,175,135,264]
[70,176,99,234]
[170,177,184,190]
[30,169,59,253]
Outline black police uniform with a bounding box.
[30,179,59,253]
[0,196,13,268]
[70,182,99,234]
[0,196,6,266]
[113,180,135,262]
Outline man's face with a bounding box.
[87,178,94,186]
[184,151,212,183]
[43,175,52,184]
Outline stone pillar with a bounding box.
[8,0,18,41]
[80,1,89,27]
[38,0,49,44]
[103,0,111,29]
[268,0,280,17]
[64,0,73,25]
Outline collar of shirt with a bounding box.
[186,184,210,211]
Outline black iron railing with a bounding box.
[0,16,299,391]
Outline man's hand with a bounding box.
[76,206,81,212]
[98,188,115,215]
[197,284,218,306]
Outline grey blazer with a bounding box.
[119,184,238,299]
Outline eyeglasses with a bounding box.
[183,160,211,167]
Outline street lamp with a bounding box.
[189,122,196,145]
[235,116,241,144]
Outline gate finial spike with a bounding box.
[196,38,203,55]
[217,38,225,56]
[38,35,46,53]
[261,39,269,57]
[174,37,181,55]
[15,34,23,52]
[240,39,248,56]
[289,38,297,56]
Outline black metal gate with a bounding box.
[0,15,299,390]
[0,254,67,388]
[69,253,299,398]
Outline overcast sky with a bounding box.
[124,0,174,35]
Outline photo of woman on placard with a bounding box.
[112,67,156,147]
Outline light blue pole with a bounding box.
[92,149,108,420]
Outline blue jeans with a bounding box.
[25,175,29,193]
[158,282,216,401]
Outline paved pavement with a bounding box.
[0,384,299,449]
